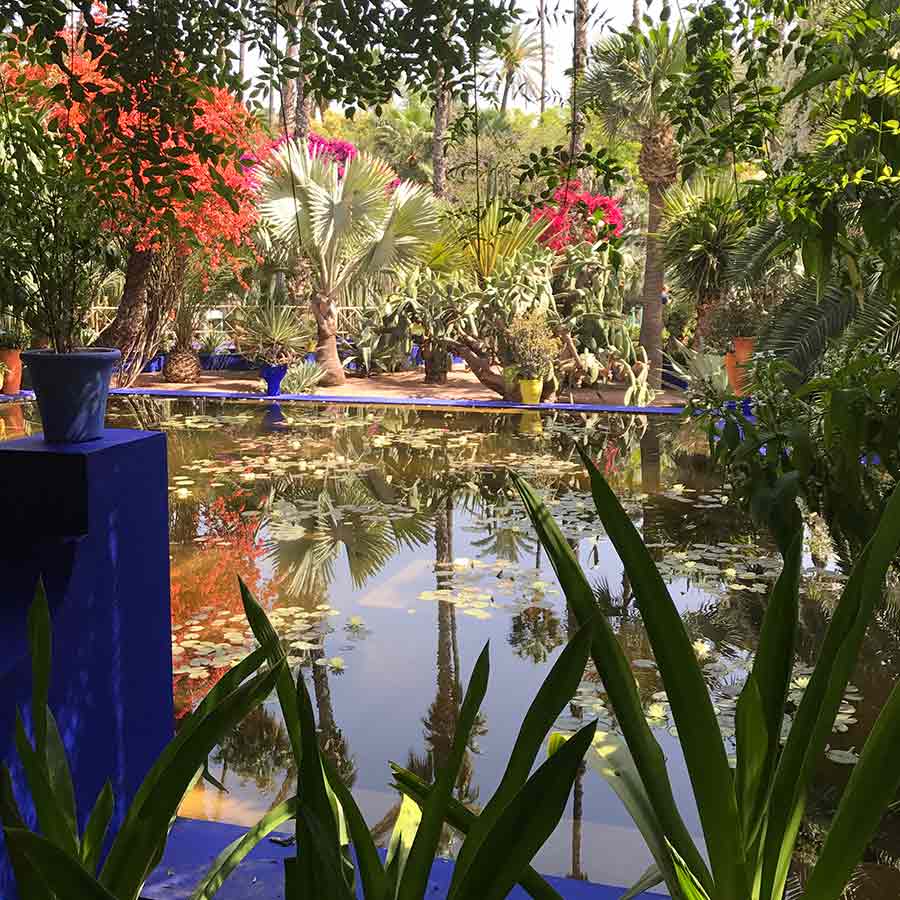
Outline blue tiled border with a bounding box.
[0,387,685,416]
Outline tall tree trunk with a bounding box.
[281,42,299,133]
[632,0,641,29]
[639,181,666,389]
[539,0,547,114]
[500,73,512,113]
[432,67,449,197]
[238,33,247,98]
[295,76,311,143]
[312,293,345,385]
[96,246,153,351]
[569,0,588,159]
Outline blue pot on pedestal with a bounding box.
[260,363,288,396]
[22,348,121,443]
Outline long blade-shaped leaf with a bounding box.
[448,620,595,894]
[189,796,298,900]
[82,781,114,874]
[323,758,387,900]
[735,531,801,850]
[668,842,713,900]
[573,450,747,898]
[513,473,711,892]
[621,863,665,900]
[5,828,118,900]
[390,766,563,900]
[0,765,53,900]
[292,666,347,892]
[452,720,598,900]
[239,579,304,768]
[803,676,900,900]
[286,807,354,900]
[384,793,423,898]
[101,663,282,898]
[396,643,490,900]
[550,729,677,894]
[44,708,78,837]
[117,638,273,833]
[14,710,78,856]
[761,482,900,899]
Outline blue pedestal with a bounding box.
[0,429,173,897]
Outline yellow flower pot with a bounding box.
[518,377,543,404]
[518,411,543,435]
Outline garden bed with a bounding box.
[131,368,685,408]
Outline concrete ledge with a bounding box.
[143,818,662,899]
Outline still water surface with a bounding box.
[3,397,900,896]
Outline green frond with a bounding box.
[846,289,900,358]
[727,217,796,286]
[756,277,857,373]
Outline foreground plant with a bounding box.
[1,583,282,900]
[515,451,900,900]
[185,582,599,900]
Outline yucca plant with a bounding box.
[257,141,440,386]
[185,582,600,900]
[1,582,282,900]
[515,452,900,900]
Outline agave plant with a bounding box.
[231,302,315,367]
[257,140,440,386]
[516,452,900,900]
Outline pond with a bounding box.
[3,396,900,897]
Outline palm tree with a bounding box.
[538,0,548,113]
[580,23,686,387]
[494,25,542,112]
[258,141,441,384]
[375,95,434,183]
[660,177,747,343]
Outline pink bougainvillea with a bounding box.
[264,131,359,176]
[531,180,624,251]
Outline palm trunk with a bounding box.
[569,0,588,159]
[238,34,247,102]
[632,0,641,29]
[432,68,449,197]
[539,0,547,114]
[281,43,299,132]
[500,74,512,113]
[312,293,345,385]
[295,77,311,143]
[639,181,666,389]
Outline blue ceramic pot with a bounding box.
[260,363,288,396]
[23,348,121,443]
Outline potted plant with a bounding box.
[231,302,315,396]
[0,101,120,442]
[703,290,763,397]
[506,310,561,404]
[0,322,28,395]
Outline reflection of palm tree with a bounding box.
[311,649,357,789]
[266,476,433,596]
[509,606,564,664]
[214,705,293,792]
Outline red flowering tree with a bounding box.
[531,180,624,251]
[1,28,266,379]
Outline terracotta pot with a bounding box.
[724,351,744,396]
[518,377,543,405]
[733,336,755,367]
[0,348,22,394]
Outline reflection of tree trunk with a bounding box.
[313,655,337,736]
[312,293,345,385]
[640,419,661,495]
[569,762,587,880]
[638,180,670,389]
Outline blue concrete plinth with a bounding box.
[142,818,662,900]
[0,429,173,897]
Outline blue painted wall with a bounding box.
[0,430,174,897]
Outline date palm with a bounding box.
[258,140,440,385]
[580,23,685,387]
[494,25,542,112]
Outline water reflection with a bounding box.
[6,397,900,895]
